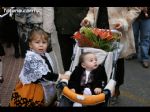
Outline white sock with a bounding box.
[73,88,92,107]
[83,88,92,95]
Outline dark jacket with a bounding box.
[54,7,88,35]
[138,7,150,20]
[0,8,18,42]
[68,64,107,95]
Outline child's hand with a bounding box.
[61,71,71,80]
[58,71,71,84]
[80,19,91,27]
[60,74,70,80]
[71,88,75,92]
[114,22,122,30]
[94,88,102,94]
[58,74,70,84]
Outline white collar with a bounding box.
[85,70,91,84]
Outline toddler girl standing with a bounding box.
[10,27,69,107]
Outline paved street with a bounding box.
[0,45,150,107]
[0,45,24,107]
[112,59,150,107]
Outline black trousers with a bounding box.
[0,43,5,56]
[57,34,75,71]
[115,58,125,87]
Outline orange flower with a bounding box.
[92,28,99,36]
[72,27,120,52]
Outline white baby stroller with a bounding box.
[56,29,123,107]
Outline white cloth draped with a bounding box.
[19,51,55,85]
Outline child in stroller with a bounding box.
[56,28,122,107]
[58,52,107,107]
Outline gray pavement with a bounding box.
[111,59,150,107]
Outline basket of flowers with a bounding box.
[72,27,122,52]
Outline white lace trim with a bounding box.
[19,51,52,84]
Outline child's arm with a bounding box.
[33,72,70,83]
[41,72,59,81]
[71,88,76,92]
[92,65,107,89]
[68,66,82,91]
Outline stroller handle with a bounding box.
[56,81,111,105]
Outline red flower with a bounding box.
[72,32,82,39]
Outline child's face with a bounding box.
[81,53,98,71]
[29,35,48,54]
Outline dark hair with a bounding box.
[78,52,94,66]
[28,27,48,42]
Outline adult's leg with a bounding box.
[140,19,150,68]
[20,33,28,58]
[12,21,20,58]
[110,58,124,104]
[0,43,5,56]
[0,58,3,83]
[57,34,75,71]
[13,40,20,58]
[0,43,5,83]
[132,19,140,59]
[115,58,125,97]
[50,31,64,73]
[17,24,29,58]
